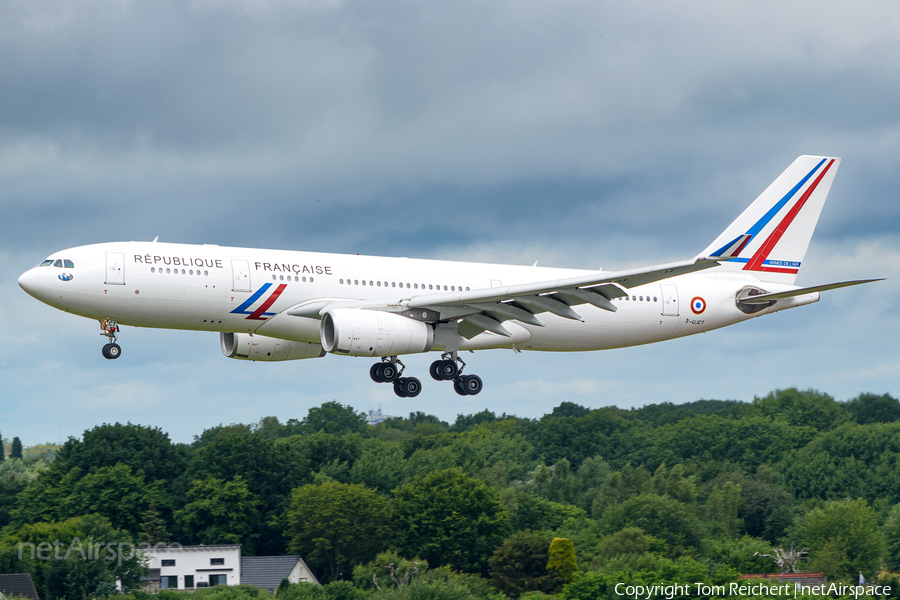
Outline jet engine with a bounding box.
[220,332,325,361]
[320,308,434,357]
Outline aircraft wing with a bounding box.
[287,257,724,338]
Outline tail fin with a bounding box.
[698,156,841,284]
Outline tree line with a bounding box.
[2,388,900,600]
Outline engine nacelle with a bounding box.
[320,309,434,357]
[220,332,325,361]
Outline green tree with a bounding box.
[593,527,667,563]
[11,437,23,459]
[352,551,428,591]
[12,463,165,534]
[881,503,900,571]
[489,531,563,598]
[393,468,511,574]
[285,481,391,582]
[752,388,850,431]
[845,393,900,424]
[599,493,701,550]
[2,514,145,600]
[793,498,883,580]
[186,429,309,554]
[139,502,171,545]
[780,422,900,506]
[175,476,260,549]
[547,537,578,582]
[705,481,743,537]
[53,422,188,484]
[299,401,368,436]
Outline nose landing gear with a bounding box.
[430,352,483,395]
[370,357,422,398]
[100,320,122,360]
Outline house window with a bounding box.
[185,576,194,588]
[160,576,178,589]
[210,558,225,566]
[161,559,176,566]
[209,574,227,586]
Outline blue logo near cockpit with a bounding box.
[59,273,74,281]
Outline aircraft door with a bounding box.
[105,252,125,285]
[232,260,251,292]
[660,284,679,316]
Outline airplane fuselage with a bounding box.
[18,241,816,353]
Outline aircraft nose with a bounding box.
[18,268,42,297]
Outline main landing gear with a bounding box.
[370,357,422,398]
[369,353,483,397]
[430,352,483,396]
[100,319,122,360]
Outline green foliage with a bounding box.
[648,415,806,471]
[55,422,188,484]
[699,536,776,573]
[298,402,368,436]
[737,477,794,543]
[186,429,309,554]
[780,422,900,506]
[505,490,587,532]
[0,457,47,529]
[11,437,23,459]
[352,551,428,591]
[489,531,563,598]
[12,463,166,534]
[174,476,260,548]
[285,481,391,582]
[599,493,701,550]
[884,503,900,571]
[393,468,511,574]
[704,481,743,537]
[1,514,145,600]
[278,432,363,482]
[559,555,737,600]
[139,502,171,545]
[791,498,883,580]
[592,527,668,564]
[547,537,578,582]
[845,393,900,424]
[752,388,850,431]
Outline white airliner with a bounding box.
[19,156,879,397]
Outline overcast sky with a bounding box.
[2,0,898,445]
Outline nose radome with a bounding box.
[18,268,41,297]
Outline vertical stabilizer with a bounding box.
[698,156,841,284]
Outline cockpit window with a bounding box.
[64,260,74,268]
[53,260,63,268]
[40,260,53,267]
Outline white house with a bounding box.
[142,544,242,590]
[140,544,319,591]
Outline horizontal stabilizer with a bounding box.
[740,279,883,304]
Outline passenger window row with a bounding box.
[151,267,209,276]
[337,279,470,292]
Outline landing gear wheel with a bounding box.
[437,360,459,380]
[462,374,482,395]
[102,344,111,359]
[380,363,399,382]
[430,361,442,381]
[453,378,468,396]
[370,363,384,383]
[106,343,122,360]
[394,377,422,398]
